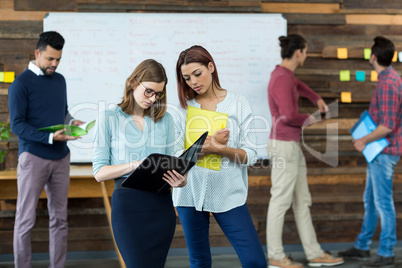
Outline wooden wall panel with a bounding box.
[0,54,31,75]
[285,14,345,25]
[78,0,261,5]
[0,96,7,114]
[303,58,371,70]
[14,0,76,11]
[77,0,261,12]
[0,39,35,75]
[261,3,340,14]
[0,0,47,21]
[0,198,117,254]
[0,114,8,123]
[248,183,402,245]
[0,21,42,39]
[0,39,37,54]
[346,15,402,25]
[262,0,341,2]
[290,24,402,38]
[343,0,402,9]
[328,82,376,94]
[77,3,261,12]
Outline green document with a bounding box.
[38,120,96,137]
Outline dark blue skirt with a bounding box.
[111,188,176,268]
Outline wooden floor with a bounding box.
[1,245,402,268]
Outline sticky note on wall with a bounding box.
[341,92,352,103]
[337,48,348,59]
[392,51,398,62]
[4,72,15,83]
[364,48,371,60]
[371,70,378,82]
[355,71,365,82]
[0,72,4,82]
[339,70,350,81]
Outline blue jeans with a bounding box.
[354,153,400,257]
[176,204,267,268]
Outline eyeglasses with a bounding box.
[137,81,165,100]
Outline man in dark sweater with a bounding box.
[8,31,83,268]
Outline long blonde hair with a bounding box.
[118,59,168,122]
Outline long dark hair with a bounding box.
[176,45,221,109]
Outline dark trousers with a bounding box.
[176,204,267,268]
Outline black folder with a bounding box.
[121,131,208,193]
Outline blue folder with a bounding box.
[350,110,389,163]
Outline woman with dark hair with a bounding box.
[172,45,267,268]
[92,59,187,268]
[266,34,343,268]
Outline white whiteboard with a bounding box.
[44,13,286,162]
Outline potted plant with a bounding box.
[0,121,11,167]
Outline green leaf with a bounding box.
[0,150,6,163]
[1,128,10,140]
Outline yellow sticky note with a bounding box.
[341,92,352,103]
[337,48,348,59]
[339,70,350,81]
[392,51,398,62]
[4,72,15,83]
[185,106,228,171]
[364,48,371,60]
[371,70,378,82]
[0,72,4,82]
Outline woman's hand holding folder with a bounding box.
[200,128,230,156]
[162,170,188,188]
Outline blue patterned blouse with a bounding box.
[92,106,175,190]
[171,90,257,213]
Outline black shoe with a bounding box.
[338,247,370,260]
[361,255,394,268]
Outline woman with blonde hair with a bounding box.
[92,59,187,267]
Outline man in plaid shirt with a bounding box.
[339,36,402,268]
